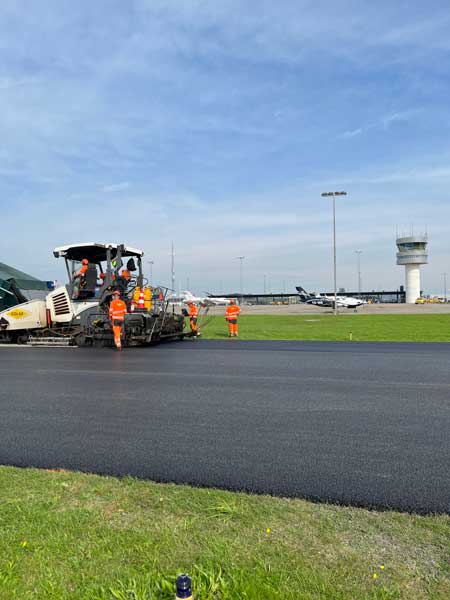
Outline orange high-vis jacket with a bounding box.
[225,304,240,321]
[74,264,88,279]
[109,299,127,321]
[188,304,198,318]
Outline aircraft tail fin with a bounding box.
[296,286,312,301]
[296,286,308,295]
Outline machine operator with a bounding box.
[73,258,89,281]
[72,258,89,298]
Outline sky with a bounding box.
[1,0,450,295]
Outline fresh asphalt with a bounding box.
[0,340,449,514]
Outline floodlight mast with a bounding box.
[236,256,245,304]
[147,260,154,285]
[355,250,362,296]
[321,191,347,316]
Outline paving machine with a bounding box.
[0,243,188,347]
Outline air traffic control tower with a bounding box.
[396,234,428,303]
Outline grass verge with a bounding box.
[198,314,450,342]
[0,466,449,599]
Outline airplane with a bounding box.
[296,286,367,309]
[167,291,231,306]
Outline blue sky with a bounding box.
[1,0,450,294]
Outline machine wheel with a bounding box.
[16,334,29,345]
[74,333,93,347]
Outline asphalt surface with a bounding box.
[1,340,449,514]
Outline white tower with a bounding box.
[396,234,428,303]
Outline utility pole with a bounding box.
[355,250,362,296]
[321,191,347,315]
[171,241,175,292]
[147,260,154,285]
[236,256,245,304]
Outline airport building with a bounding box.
[396,234,428,303]
[209,289,406,305]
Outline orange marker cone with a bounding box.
[130,299,135,313]
[138,289,145,309]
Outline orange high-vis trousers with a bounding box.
[112,321,123,349]
[227,319,238,336]
[190,317,198,333]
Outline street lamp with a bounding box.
[321,191,347,315]
[443,272,447,302]
[355,250,362,296]
[236,256,245,304]
[147,260,154,285]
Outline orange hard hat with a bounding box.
[82,258,89,265]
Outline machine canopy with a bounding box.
[53,243,144,263]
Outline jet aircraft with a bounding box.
[168,291,231,306]
[296,286,366,309]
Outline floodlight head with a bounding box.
[321,191,347,197]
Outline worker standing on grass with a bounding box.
[225,298,241,337]
[109,290,127,350]
[187,301,199,336]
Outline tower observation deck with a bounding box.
[396,234,428,303]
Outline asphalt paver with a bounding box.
[1,340,449,514]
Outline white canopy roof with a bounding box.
[53,242,144,261]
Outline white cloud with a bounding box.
[101,182,131,193]
[339,128,363,139]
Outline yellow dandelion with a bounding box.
[20,541,28,548]
[266,528,271,534]
[372,573,378,580]
[380,565,385,570]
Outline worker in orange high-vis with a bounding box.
[225,298,241,337]
[121,268,131,282]
[109,290,127,349]
[72,258,89,298]
[73,258,89,280]
[187,301,199,336]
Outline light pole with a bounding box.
[355,250,362,296]
[321,191,347,316]
[264,274,267,294]
[171,241,175,292]
[147,260,154,285]
[443,272,447,302]
[236,256,245,304]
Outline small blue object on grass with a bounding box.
[176,573,193,599]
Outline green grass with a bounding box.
[197,314,450,342]
[0,467,449,599]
